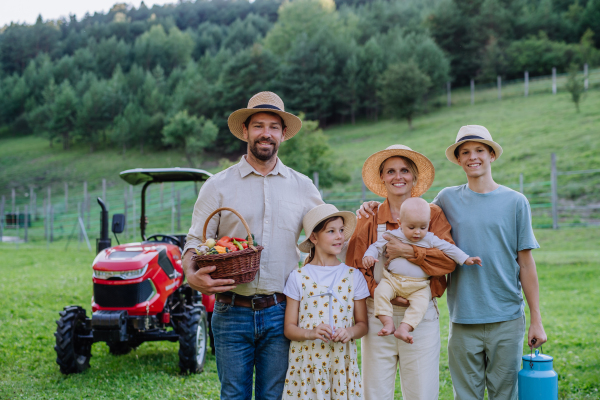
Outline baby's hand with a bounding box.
[465,256,482,266]
[332,327,352,343]
[362,256,376,268]
[309,323,332,342]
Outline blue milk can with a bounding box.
[518,348,558,400]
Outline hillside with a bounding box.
[1,88,599,236]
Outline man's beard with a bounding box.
[249,137,279,161]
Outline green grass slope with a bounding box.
[1,89,599,223]
[324,90,600,201]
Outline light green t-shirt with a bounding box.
[433,184,540,324]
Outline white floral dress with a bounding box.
[282,267,363,400]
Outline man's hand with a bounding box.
[356,201,380,219]
[383,234,415,265]
[390,296,410,307]
[528,321,547,348]
[362,256,376,268]
[182,250,236,294]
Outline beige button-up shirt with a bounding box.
[184,156,323,296]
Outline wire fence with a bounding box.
[437,66,600,107]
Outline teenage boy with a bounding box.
[432,125,547,400]
[182,92,322,400]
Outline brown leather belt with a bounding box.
[216,292,285,310]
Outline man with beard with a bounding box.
[182,92,323,400]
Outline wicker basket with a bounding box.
[191,207,263,284]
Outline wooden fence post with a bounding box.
[0,196,4,242]
[64,182,68,213]
[552,67,557,94]
[551,153,558,229]
[16,206,19,249]
[124,188,129,239]
[50,204,54,242]
[24,205,28,242]
[497,76,502,100]
[78,202,83,242]
[313,172,319,190]
[584,63,589,90]
[470,79,474,105]
[102,179,107,209]
[361,179,366,203]
[524,71,529,97]
[31,189,36,221]
[177,190,181,232]
[447,82,451,107]
[11,188,15,215]
[160,183,164,211]
[519,173,524,194]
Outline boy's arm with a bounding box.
[517,249,546,348]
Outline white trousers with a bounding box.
[361,297,441,400]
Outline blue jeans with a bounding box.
[212,300,289,400]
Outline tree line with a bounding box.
[0,0,598,162]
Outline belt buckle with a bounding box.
[251,295,261,310]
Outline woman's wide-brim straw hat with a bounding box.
[445,125,503,165]
[227,91,303,142]
[298,204,357,254]
[362,145,435,198]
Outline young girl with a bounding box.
[282,204,369,400]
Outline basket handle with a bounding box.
[202,207,258,252]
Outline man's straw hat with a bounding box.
[362,145,435,198]
[298,204,356,254]
[445,125,503,165]
[227,91,303,142]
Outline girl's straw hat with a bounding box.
[362,145,435,198]
[227,91,303,142]
[298,204,357,254]
[445,125,503,165]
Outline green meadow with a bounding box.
[0,227,598,399]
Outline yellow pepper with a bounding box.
[214,245,227,254]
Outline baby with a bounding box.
[363,197,481,343]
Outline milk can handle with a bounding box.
[529,338,543,369]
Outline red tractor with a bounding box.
[54,168,215,374]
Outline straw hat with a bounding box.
[362,145,435,198]
[445,125,503,165]
[298,204,357,254]
[227,91,303,142]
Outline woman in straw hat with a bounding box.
[345,145,458,400]
[282,204,369,399]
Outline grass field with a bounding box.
[0,227,598,399]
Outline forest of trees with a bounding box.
[1,0,599,157]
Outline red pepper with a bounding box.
[224,243,238,252]
[233,237,246,242]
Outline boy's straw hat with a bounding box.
[445,125,503,165]
[227,91,303,142]
[298,204,357,254]
[362,145,435,198]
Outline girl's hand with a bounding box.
[309,324,332,342]
[464,256,482,266]
[332,327,353,343]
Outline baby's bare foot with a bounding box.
[377,316,395,336]
[394,323,414,344]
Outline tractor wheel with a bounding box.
[178,304,208,374]
[108,342,132,355]
[54,306,92,374]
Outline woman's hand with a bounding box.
[390,296,410,307]
[383,234,415,264]
[332,327,353,343]
[309,323,333,342]
[356,201,381,219]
